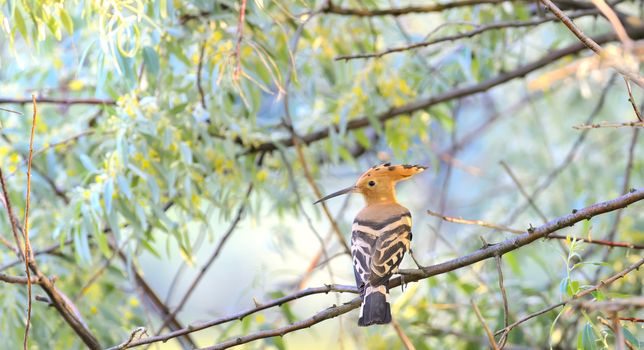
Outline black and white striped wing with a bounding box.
[351,231,376,293]
[351,212,412,288]
[369,214,412,285]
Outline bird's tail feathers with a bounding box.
[358,284,391,326]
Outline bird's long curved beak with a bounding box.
[313,186,356,204]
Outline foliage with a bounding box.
[0,0,642,349]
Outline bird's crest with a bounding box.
[356,163,427,186]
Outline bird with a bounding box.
[314,163,426,326]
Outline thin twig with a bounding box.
[245,28,642,154]
[502,74,617,228]
[573,121,644,129]
[495,255,510,349]
[427,209,524,234]
[197,41,207,109]
[279,7,351,256]
[233,0,247,80]
[0,168,25,261]
[0,238,73,272]
[592,127,639,280]
[0,234,19,255]
[568,297,644,311]
[499,161,548,222]
[116,327,148,350]
[539,0,644,87]
[0,107,22,115]
[22,95,38,350]
[0,97,116,105]
[495,257,644,338]
[323,0,512,17]
[155,179,256,334]
[0,273,41,284]
[471,299,500,350]
[391,318,416,350]
[547,234,643,249]
[108,284,358,349]
[335,9,598,60]
[589,0,632,48]
[612,313,626,350]
[623,78,642,121]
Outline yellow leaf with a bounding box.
[68,79,84,91]
[129,297,140,307]
[256,169,268,182]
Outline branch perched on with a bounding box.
[115,187,644,350]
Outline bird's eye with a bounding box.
[368,181,375,187]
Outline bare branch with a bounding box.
[495,255,510,349]
[495,257,644,337]
[0,168,25,261]
[427,208,643,249]
[156,180,256,333]
[539,0,644,87]
[427,209,524,234]
[589,0,632,48]
[197,41,207,109]
[471,299,500,350]
[323,0,511,17]
[245,27,644,154]
[233,0,247,80]
[335,9,598,60]
[391,318,417,350]
[0,97,116,105]
[109,284,358,349]
[623,78,642,121]
[0,273,41,285]
[546,234,643,249]
[114,327,148,350]
[568,297,644,311]
[22,95,38,350]
[573,121,644,129]
[499,161,548,223]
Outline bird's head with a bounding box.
[314,163,426,205]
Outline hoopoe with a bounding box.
[315,163,426,326]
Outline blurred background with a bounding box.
[0,0,642,349]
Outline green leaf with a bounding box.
[148,175,160,204]
[566,280,580,297]
[95,232,111,258]
[13,9,28,41]
[117,174,133,199]
[622,328,641,349]
[578,322,598,350]
[139,237,161,259]
[142,46,160,76]
[59,8,73,35]
[104,177,114,215]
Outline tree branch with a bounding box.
[335,9,599,60]
[573,121,644,129]
[0,97,116,105]
[155,180,256,333]
[539,0,644,87]
[108,284,358,349]
[0,273,42,284]
[244,26,644,154]
[495,257,643,337]
[120,187,644,349]
[323,0,511,17]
